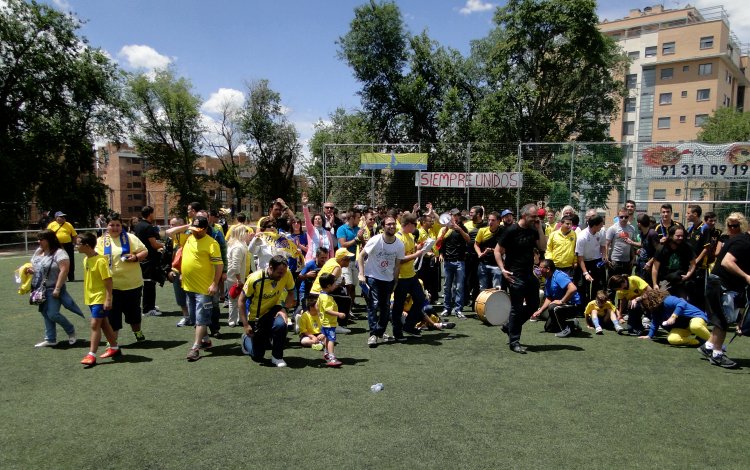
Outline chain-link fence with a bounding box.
[322,141,750,227]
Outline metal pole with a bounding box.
[745,180,749,216]
[622,143,631,205]
[465,142,471,210]
[371,170,375,208]
[24,230,28,254]
[164,191,168,225]
[418,143,422,209]
[516,142,522,214]
[569,144,575,207]
[322,145,327,204]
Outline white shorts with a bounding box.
[341,262,359,286]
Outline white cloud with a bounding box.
[118,44,172,71]
[52,0,71,11]
[459,0,495,15]
[201,88,245,114]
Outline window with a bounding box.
[659,93,672,105]
[132,194,143,201]
[681,90,688,98]
[726,71,733,84]
[628,51,640,60]
[679,116,686,123]
[127,194,132,201]
[675,188,682,196]
[724,95,731,107]
[126,183,132,188]
[660,68,673,80]
[662,42,675,55]
[700,36,714,49]
[654,189,667,200]
[132,182,142,188]
[624,97,636,112]
[698,63,712,75]
[696,89,710,101]
[131,170,141,177]
[645,46,657,57]
[625,74,637,89]
[658,117,671,129]
[695,114,709,126]
[623,121,635,136]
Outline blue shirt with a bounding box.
[544,270,580,305]
[648,295,708,338]
[336,223,359,255]
[299,259,322,300]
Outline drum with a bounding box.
[475,289,511,326]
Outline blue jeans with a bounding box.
[391,276,427,335]
[365,277,395,337]
[242,306,287,360]
[186,292,214,326]
[443,260,465,313]
[507,273,539,345]
[39,285,78,342]
[477,263,502,290]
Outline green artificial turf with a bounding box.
[1,254,749,469]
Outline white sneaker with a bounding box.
[294,313,301,335]
[367,335,378,347]
[228,321,237,328]
[595,326,603,335]
[335,326,351,334]
[381,333,395,343]
[68,334,77,345]
[34,340,56,348]
[271,356,287,368]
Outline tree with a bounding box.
[127,69,207,215]
[203,97,252,213]
[240,80,300,208]
[0,0,126,228]
[471,0,628,143]
[697,107,750,143]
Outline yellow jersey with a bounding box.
[95,232,146,291]
[396,231,417,279]
[545,229,577,268]
[243,268,295,321]
[83,254,111,306]
[298,310,321,336]
[310,258,341,294]
[615,276,650,302]
[584,300,616,317]
[317,292,339,327]
[47,221,77,244]
[181,235,223,295]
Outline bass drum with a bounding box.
[475,289,511,326]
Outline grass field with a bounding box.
[1,254,749,469]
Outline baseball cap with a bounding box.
[54,211,66,218]
[449,208,461,216]
[191,216,209,229]
[335,248,352,262]
[501,209,514,217]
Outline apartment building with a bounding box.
[599,4,750,220]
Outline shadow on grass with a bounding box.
[399,332,470,346]
[282,355,370,369]
[124,339,188,350]
[524,344,585,353]
[99,353,154,365]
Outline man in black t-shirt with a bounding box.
[494,204,548,354]
[134,205,165,316]
[705,231,750,368]
[437,209,471,318]
[652,225,695,300]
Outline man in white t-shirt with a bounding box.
[357,216,405,347]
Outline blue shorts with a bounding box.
[322,326,337,342]
[89,304,110,319]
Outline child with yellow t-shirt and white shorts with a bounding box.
[299,296,325,351]
[584,290,624,335]
[317,273,346,367]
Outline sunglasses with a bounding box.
[324,206,334,209]
[620,215,629,219]
[728,224,740,229]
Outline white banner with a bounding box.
[415,172,523,188]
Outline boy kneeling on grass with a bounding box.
[299,295,325,351]
[317,273,345,367]
[78,232,120,366]
[638,288,711,346]
[584,290,625,335]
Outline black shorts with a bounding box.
[110,287,143,331]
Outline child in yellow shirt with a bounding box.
[584,290,623,335]
[317,273,346,367]
[299,296,325,351]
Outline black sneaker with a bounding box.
[403,326,422,337]
[708,353,738,369]
[698,344,712,360]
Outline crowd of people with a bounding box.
[22,197,750,369]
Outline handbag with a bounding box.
[29,260,52,305]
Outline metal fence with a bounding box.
[322,141,750,226]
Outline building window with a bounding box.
[698,63,712,75]
[132,194,143,201]
[726,71,732,84]
[132,182,142,188]
[624,97,636,112]
[681,90,687,98]
[645,46,657,57]
[659,93,672,105]
[675,188,682,196]
[700,36,714,49]
[724,95,731,107]
[131,170,141,177]
[657,117,671,129]
[662,42,675,55]
[126,183,132,189]
[696,89,710,101]
[690,188,704,200]
[654,189,667,200]
[683,65,690,72]
[695,114,709,127]
[660,68,673,80]
[628,51,640,60]
[127,194,132,201]
[623,121,635,136]
[679,116,686,123]
[625,74,637,89]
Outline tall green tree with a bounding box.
[240,80,300,208]
[0,0,126,228]
[697,107,750,143]
[127,69,207,215]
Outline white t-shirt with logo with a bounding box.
[361,234,405,282]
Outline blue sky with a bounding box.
[42,0,748,154]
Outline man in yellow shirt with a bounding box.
[239,255,296,367]
[48,211,77,281]
[391,213,428,339]
[182,216,223,362]
[545,215,577,277]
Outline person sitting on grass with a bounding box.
[608,274,652,336]
[583,290,623,335]
[78,232,120,366]
[397,280,456,331]
[298,295,325,351]
[638,288,711,346]
[317,273,346,367]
